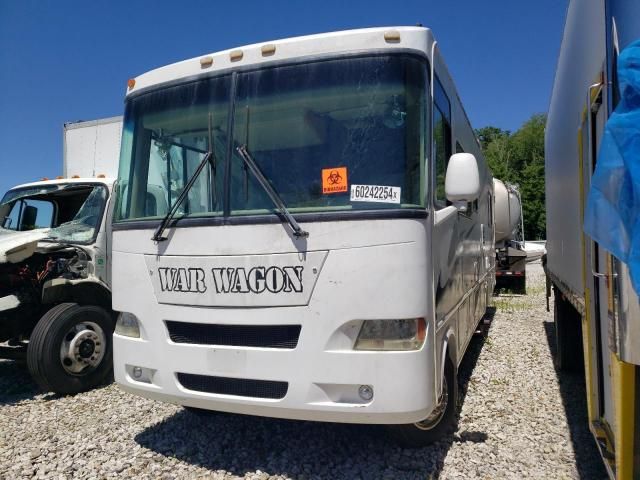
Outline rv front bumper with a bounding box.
[113,330,434,424]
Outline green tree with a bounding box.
[476,114,546,240]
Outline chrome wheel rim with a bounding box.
[59,321,106,375]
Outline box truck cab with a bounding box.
[112,27,495,445]
[0,117,122,394]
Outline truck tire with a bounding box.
[27,303,114,395]
[387,356,457,447]
[553,289,583,372]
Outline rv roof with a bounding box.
[126,26,434,96]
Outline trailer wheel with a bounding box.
[27,303,114,395]
[553,289,583,372]
[387,356,457,447]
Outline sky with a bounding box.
[0,0,568,194]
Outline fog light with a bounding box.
[115,312,141,338]
[358,385,374,401]
[127,365,154,384]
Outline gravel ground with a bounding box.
[0,262,608,479]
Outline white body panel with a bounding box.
[545,0,605,296]
[114,220,437,423]
[113,27,494,424]
[63,117,123,179]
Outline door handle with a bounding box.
[592,269,618,279]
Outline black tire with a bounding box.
[27,303,114,395]
[387,356,457,447]
[554,289,583,372]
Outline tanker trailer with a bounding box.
[494,178,527,293]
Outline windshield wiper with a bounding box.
[152,114,216,242]
[235,144,309,238]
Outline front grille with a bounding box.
[177,373,288,399]
[166,321,301,349]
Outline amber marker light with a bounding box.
[384,30,401,43]
[261,44,276,57]
[127,78,136,90]
[200,56,213,68]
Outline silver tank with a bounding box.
[493,178,522,244]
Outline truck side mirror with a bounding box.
[445,153,481,205]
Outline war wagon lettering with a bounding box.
[211,266,303,294]
[158,267,207,293]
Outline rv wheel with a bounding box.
[387,356,457,447]
[27,303,114,395]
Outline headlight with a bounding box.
[354,318,426,351]
[115,312,141,338]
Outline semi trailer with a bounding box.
[111,26,496,446]
[545,1,640,478]
[493,178,526,293]
[0,116,122,394]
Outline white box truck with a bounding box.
[0,116,122,394]
[545,1,640,477]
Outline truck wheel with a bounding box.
[387,356,457,447]
[27,303,114,395]
[554,290,583,372]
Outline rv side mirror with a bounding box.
[445,153,481,204]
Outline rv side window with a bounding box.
[434,76,452,208]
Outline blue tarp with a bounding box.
[584,40,640,294]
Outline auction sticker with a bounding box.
[350,184,401,204]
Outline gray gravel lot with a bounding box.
[0,262,608,479]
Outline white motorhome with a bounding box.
[112,27,495,445]
[0,117,122,394]
[546,1,640,477]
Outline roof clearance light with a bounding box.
[96,174,106,178]
[230,50,243,62]
[200,56,213,68]
[384,30,401,43]
[261,44,276,57]
[72,175,80,179]
[41,177,49,181]
[56,176,64,179]
[127,78,136,90]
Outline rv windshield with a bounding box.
[115,54,427,223]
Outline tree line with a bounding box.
[476,113,546,240]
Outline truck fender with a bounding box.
[439,327,457,395]
[41,279,112,311]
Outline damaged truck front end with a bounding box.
[0,180,115,394]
